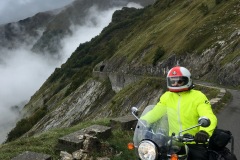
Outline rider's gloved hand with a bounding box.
[194,130,209,143]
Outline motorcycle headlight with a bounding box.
[138,140,157,160]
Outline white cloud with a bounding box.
[0,47,58,143]
[127,2,143,8]
[59,5,122,63]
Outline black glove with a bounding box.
[194,130,209,143]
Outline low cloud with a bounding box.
[0,46,58,143]
[59,5,123,61]
[126,2,143,8]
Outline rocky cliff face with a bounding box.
[23,76,163,137]
[99,28,240,87]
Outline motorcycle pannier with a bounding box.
[208,128,237,160]
[208,147,237,160]
[209,128,231,151]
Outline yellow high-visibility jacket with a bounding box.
[141,89,217,137]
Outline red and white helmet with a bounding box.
[167,66,193,92]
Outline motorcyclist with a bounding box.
[141,66,217,160]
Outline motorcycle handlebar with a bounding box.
[180,136,209,143]
[178,134,209,143]
[182,137,195,142]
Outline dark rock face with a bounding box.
[57,125,111,153]
[0,12,55,50]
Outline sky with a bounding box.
[0,0,143,143]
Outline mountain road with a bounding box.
[216,89,240,159]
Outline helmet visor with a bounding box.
[168,76,189,87]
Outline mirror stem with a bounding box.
[178,124,201,137]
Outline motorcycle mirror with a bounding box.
[131,107,138,114]
[198,117,211,127]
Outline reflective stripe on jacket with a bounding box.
[141,89,217,137]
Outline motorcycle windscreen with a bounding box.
[133,105,169,148]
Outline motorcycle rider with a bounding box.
[141,66,217,160]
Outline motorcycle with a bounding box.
[128,105,211,160]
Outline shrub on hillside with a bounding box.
[215,0,222,4]
[198,3,209,16]
[152,47,165,66]
[6,107,47,142]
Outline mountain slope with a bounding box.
[5,0,240,147]
[0,11,56,50]
[101,0,240,86]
